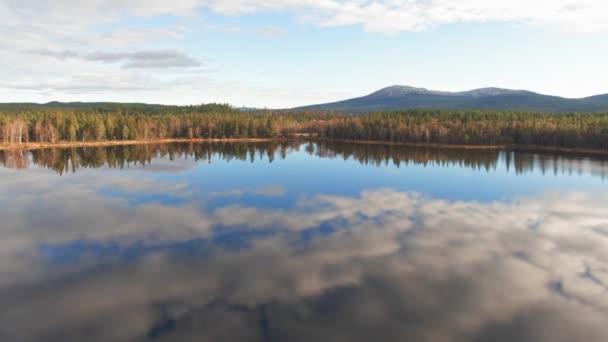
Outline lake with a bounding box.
[1,141,608,341]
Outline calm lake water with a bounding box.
[1,141,608,342]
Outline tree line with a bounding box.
[1,104,608,150]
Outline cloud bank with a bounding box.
[203,0,608,33]
[30,49,201,69]
[4,1,608,37]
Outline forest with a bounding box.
[1,103,608,150]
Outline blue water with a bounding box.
[0,142,607,342]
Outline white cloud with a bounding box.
[3,1,606,44]
[204,23,287,37]
[203,0,608,33]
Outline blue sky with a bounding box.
[1,1,607,107]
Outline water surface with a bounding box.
[1,142,608,341]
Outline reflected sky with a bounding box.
[0,142,607,341]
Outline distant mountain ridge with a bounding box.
[2,86,607,113]
[367,86,529,98]
[297,85,608,113]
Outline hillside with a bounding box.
[296,86,608,113]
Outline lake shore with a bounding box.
[2,138,608,156]
[0,138,282,151]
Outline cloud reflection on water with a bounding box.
[0,162,607,341]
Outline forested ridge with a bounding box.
[1,103,608,150]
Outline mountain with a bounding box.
[296,86,608,113]
[585,94,608,103]
[2,87,607,113]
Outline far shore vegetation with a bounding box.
[2,103,608,152]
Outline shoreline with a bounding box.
[1,138,608,156]
[0,138,282,151]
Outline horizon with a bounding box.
[2,1,608,107]
[3,84,608,109]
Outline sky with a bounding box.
[1,0,608,108]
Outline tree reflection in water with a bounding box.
[2,141,607,178]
